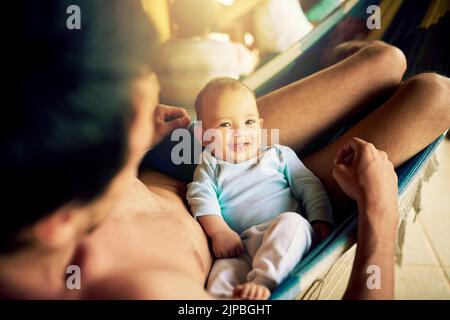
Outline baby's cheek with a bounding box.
[211,130,228,159]
[251,129,262,144]
[221,130,232,144]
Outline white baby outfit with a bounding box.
[187,144,333,297]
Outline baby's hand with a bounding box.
[312,221,333,243]
[211,228,244,258]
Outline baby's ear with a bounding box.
[259,118,264,128]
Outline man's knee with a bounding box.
[363,41,407,79]
[405,72,449,94]
[404,73,450,121]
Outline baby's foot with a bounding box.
[233,282,270,300]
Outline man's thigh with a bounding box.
[257,42,405,154]
[303,73,450,219]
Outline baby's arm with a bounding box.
[279,146,334,240]
[187,154,244,258]
[197,215,244,258]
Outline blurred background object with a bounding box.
[252,0,313,54]
[142,0,315,115]
[154,0,258,113]
[141,0,171,44]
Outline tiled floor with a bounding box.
[395,138,450,299]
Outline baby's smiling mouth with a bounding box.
[230,140,252,151]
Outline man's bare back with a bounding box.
[76,171,213,298]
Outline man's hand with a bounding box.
[151,104,191,148]
[332,137,398,211]
[332,137,398,246]
[312,221,333,242]
[211,228,244,259]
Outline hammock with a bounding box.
[141,0,449,300]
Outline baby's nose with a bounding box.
[232,127,247,135]
[232,131,245,139]
[232,131,249,142]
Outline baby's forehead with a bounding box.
[197,82,257,121]
[208,85,252,97]
[204,87,255,106]
[206,91,257,117]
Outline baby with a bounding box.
[187,77,333,300]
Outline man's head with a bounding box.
[194,77,263,163]
[1,0,159,254]
[170,0,218,38]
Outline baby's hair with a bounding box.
[194,77,255,120]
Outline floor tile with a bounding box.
[395,264,450,299]
[401,211,438,265]
[445,266,450,282]
[417,140,450,266]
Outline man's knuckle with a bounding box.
[361,143,371,151]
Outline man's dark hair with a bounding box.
[0,0,157,252]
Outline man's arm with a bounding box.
[332,137,399,300]
[343,200,397,299]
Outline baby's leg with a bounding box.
[207,256,251,298]
[246,212,314,293]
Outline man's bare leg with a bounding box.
[257,41,407,153]
[304,73,450,218]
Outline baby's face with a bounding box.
[200,89,263,163]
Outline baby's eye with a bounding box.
[219,122,232,128]
[245,119,256,125]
